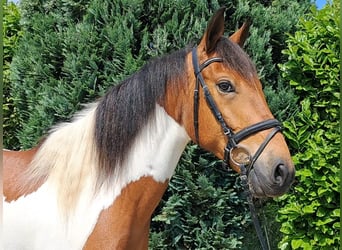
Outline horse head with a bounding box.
[166,8,295,198]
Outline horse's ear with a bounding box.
[199,7,226,54]
[229,20,251,47]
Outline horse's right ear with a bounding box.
[229,20,251,47]
[198,7,226,54]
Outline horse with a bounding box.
[3,8,295,250]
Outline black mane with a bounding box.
[94,38,256,180]
[95,48,189,180]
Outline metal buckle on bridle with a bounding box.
[192,46,283,250]
[229,145,251,167]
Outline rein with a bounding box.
[192,47,282,250]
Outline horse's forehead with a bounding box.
[214,40,257,81]
[201,57,259,87]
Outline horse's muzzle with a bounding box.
[248,160,295,198]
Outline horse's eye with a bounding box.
[217,81,235,93]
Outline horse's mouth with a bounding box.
[248,170,267,198]
[248,169,291,198]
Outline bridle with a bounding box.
[192,47,281,174]
[192,47,282,250]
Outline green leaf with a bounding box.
[291,239,311,249]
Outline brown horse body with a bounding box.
[3,8,295,249]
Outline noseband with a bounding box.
[192,47,282,250]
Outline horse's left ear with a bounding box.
[229,20,251,47]
[199,7,226,54]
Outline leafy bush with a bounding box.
[276,1,340,249]
[3,0,22,149]
[6,0,310,248]
[9,0,218,148]
[7,0,310,149]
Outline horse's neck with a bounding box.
[118,104,190,183]
[83,104,190,248]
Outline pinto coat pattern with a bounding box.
[3,8,294,249]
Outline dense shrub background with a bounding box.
[4,0,313,248]
[3,0,22,148]
[276,1,340,249]
[149,146,249,249]
[6,0,310,149]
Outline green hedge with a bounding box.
[6,0,310,248]
[7,0,309,149]
[276,1,340,249]
[3,0,22,149]
[149,146,249,249]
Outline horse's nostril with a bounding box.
[274,163,288,185]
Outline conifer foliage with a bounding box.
[8,0,310,149]
[7,0,310,248]
[3,0,22,148]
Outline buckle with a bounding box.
[229,145,251,167]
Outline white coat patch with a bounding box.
[4,104,190,249]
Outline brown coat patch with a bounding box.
[84,177,168,250]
